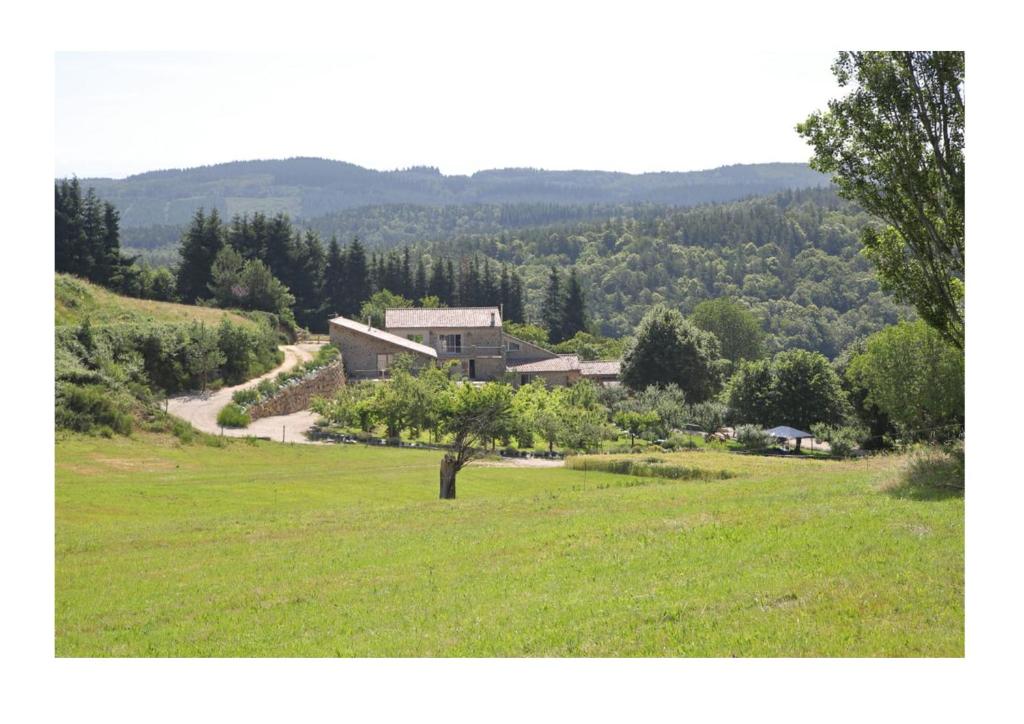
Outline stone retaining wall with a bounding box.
[248,360,346,420]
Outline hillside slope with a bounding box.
[78,157,830,227]
[55,274,256,328]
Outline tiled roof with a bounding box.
[509,356,622,376]
[508,355,580,373]
[385,307,502,329]
[329,316,438,358]
[579,360,621,377]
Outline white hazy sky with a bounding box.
[55,50,840,179]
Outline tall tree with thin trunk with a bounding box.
[541,266,564,342]
[561,268,587,339]
[798,51,964,349]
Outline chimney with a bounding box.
[490,312,495,327]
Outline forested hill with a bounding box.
[79,157,829,228]
[428,188,913,358]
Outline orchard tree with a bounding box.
[798,51,964,349]
[614,410,660,447]
[438,382,515,499]
[620,305,721,402]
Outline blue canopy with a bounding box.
[766,425,813,440]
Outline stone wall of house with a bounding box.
[330,322,435,378]
[248,360,346,420]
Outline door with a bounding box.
[469,359,476,379]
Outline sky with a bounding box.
[55,50,841,179]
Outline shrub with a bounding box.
[216,403,251,428]
[56,383,134,436]
[736,424,774,451]
[810,423,868,458]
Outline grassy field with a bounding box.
[55,433,963,657]
[55,274,256,328]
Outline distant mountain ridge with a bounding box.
[75,157,830,228]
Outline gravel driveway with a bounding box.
[167,343,326,443]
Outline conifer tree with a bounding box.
[561,268,587,339]
[505,270,525,323]
[323,236,346,317]
[414,256,428,301]
[541,266,565,342]
[344,238,370,316]
[176,208,225,303]
[263,213,295,288]
[429,256,447,301]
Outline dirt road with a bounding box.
[167,343,325,443]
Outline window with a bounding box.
[377,354,394,372]
[506,341,521,352]
[407,334,423,344]
[439,334,462,353]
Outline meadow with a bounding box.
[55,434,963,657]
[55,274,256,329]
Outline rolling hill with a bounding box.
[55,273,256,329]
[77,157,830,228]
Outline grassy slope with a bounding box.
[55,274,255,329]
[55,435,963,657]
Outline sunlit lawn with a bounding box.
[55,433,963,656]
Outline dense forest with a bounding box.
[61,176,912,360]
[81,158,829,227]
[426,188,911,357]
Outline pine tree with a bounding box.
[506,270,525,323]
[541,266,564,342]
[263,213,295,288]
[176,208,225,303]
[323,236,346,317]
[401,247,413,293]
[445,259,456,306]
[291,230,325,329]
[345,238,370,316]
[481,259,497,305]
[561,268,587,339]
[429,256,447,301]
[79,188,105,279]
[414,256,428,301]
[229,213,263,261]
[499,264,511,317]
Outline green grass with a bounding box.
[55,434,963,657]
[55,273,256,329]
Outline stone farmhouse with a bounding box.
[328,306,620,386]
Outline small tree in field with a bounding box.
[186,322,226,391]
[614,410,660,447]
[438,383,515,499]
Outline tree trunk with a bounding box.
[439,454,457,499]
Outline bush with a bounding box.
[735,424,774,450]
[810,423,867,458]
[216,403,251,428]
[56,383,134,435]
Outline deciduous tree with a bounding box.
[798,51,964,349]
